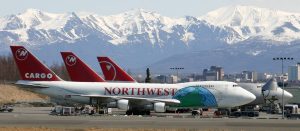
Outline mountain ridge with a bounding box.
[1,5,300,73]
[3,5,300,45]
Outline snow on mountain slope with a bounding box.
[0,9,111,44]
[201,5,300,42]
[1,6,300,72]
[2,6,300,46]
[0,7,242,46]
[88,9,182,45]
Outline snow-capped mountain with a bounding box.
[201,5,300,43]
[84,9,178,45]
[0,8,241,46]
[1,6,300,73]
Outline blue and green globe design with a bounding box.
[172,86,217,107]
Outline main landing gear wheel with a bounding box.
[126,110,133,115]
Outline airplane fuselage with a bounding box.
[16,80,255,108]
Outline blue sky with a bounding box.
[1,0,300,17]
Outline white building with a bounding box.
[257,73,272,81]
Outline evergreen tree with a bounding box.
[145,68,151,83]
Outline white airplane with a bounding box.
[238,78,293,105]
[97,56,293,106]
[11,46,256,115]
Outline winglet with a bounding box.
[97,57,136,82]
[10,46,61,81]
[61,52,105,82]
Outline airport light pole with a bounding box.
[272,57,293,119]
[170,67,184,83]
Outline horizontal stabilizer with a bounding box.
[15,80,50,88]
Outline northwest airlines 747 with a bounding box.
[98,56,293,106]
[11,46,255,115]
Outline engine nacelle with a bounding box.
[117,99,129,110]
[154,102,166,113]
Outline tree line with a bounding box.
[0,55,70,83]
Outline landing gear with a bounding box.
[262,96,279,114]
[126,109,151,115]
[126,110,132,115]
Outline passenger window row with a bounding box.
[194,85,214,88]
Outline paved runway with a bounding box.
[0,107,300,130]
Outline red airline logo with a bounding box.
[65,55,76,66]
[15,48,28,61]
[100,61,116,80]
[106,65,112,71]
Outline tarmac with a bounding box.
[0,107,300,130]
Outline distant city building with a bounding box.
[188,74,201,81]
[223,74,236,82]
[155,75,168,83]
[288,63,300,81]
[170,75,179,83]
[288,66,298,81]
[154,75,178,83]
[224,71,260,82]
[275,73,288,82]
[257,73,273,81]
[241,71,257,82]
[180,77,194,82]
[203,66,224,81]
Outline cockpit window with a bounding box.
[233,85,238,87]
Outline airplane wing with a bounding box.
[71,94,180,105]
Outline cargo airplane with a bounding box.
[11,46,255,115]
[61,51,260,113]
[97,56,293,106]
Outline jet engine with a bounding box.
[117,99,129,110]
[154,102,166,112]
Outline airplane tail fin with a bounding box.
[10,46,62,81]
[97,57,136,82]
[61,52,105,82]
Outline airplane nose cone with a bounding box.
[244,91,256,104]
[233,87,256,106]
[217,86,256,108]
